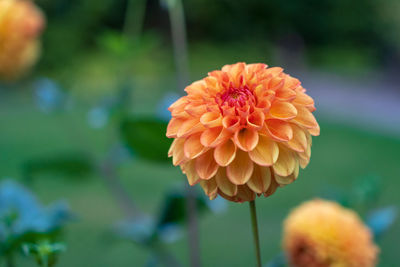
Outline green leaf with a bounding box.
[156,190,209,228]
[22,153,94,180]
[120,117,171,162]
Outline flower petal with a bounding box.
[275,173,295,185]
[308,123,320,136]
[286,124,307,152]
[247,110,265,130]
[266,119,293,141]
[293,91,314,106]
[200,178,218,200]
[195,149,219,180]
[166,118,184,138]
[235,185,256,202]
[249,134,279,166]
[200,112,222,128]
[172,138,186,166]
[264,175,279,197]
[184,133,205,159]
[234,128,259,151]
[227,149,254,185]
[183,160,200,185]
[292,105,318,129]
[200,127,232,147]
[222,115,241,132]
[247,164,271,194]
[272,145,296,176]
[215,168,237,196]
[177,119,204,138]
[275,88,296,101]
[214,139,236,166]
[269,101,298,120]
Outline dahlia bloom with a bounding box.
[167,62,319,202]
[0,0,45,80]
[283,199,378,267]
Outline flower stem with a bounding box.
[249,200,262,267]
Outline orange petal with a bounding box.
[177,119,204,138]
[274,173,295,185]
[286,124,307,152]
[168,97,187,111]
[215,168,237,197]
[166,118,184,138]
[299,156,309,169]
[222,115,241,132]
[275,88,296,101]
[185,103,207,117]
[214,139,236,166]
[195,149,219,180]
[200,178,218,200]
[272,145,296,176]
[248,134,279,166]
[183,160,200,185]
[185,80,206,95]
[172,138,186,166]
[308,123,320,136]
[234,128,259,151]
[200,112,222,128]
[184,133,205,159]
[292,105,318,129]
[235,185,256,202]
[168,138,177,157]
[200,127,232,147]
[293,91,314,106]
[264,175,279,197]
[247,164,271,194]
[266,119,293,141]
[269,101,297,120]
[247,110,265,130]
[226,150,254,185]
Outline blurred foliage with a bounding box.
[22,153,95,181]
[23,240,66,267]
[113,186,219,267]
[32,0,400,75]
[0,180,71,260]
[367,207,397,239]
[120,117,171,162]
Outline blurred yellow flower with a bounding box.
[166,62,319,202]
[0,0,45,80]
[283,199,378,267]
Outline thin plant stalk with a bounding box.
[166,0,190,91]
[6,253,15,267]
[165,1,201,267]
[123,0,147,40]
[249,200,262,267]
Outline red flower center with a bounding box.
[218,85,255,108]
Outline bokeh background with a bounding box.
[1,0,399,266]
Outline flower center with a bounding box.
[219,86,255,107]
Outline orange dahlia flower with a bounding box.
[166,62,319,202]
[0,0,45,80]
[283,199,378,267]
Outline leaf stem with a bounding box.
[249,200,262,267]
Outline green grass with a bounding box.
[0,88,399,267]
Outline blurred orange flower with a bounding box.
[0,0,45,80]
[167,62,319,202]
[283,199,378,267]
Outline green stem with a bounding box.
[6,253,15,267]
[166,0,190,90]
[123,0,147,40]
[165,1,200,266]
[249,200,262,267]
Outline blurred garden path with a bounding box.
[299,71,400,138]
